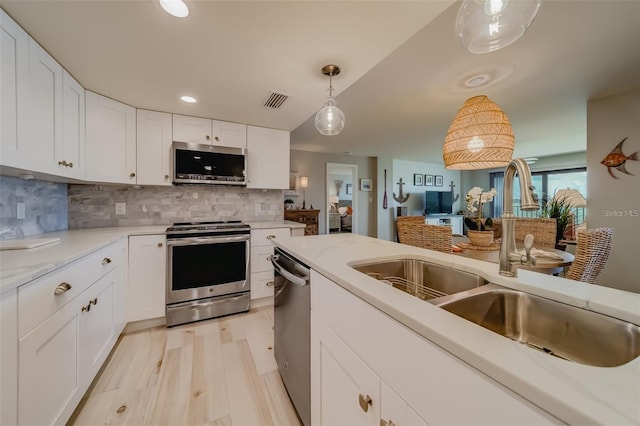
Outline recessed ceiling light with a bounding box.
[159,0,189,18]
[465,73,491,87]
[180,95,197,103]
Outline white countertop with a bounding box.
[273,233,640,425]
[0,221,304,293]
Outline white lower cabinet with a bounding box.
[311,270,561,426]
[13,239,125,426]
[127,235,166,322]
[250,228,291,301]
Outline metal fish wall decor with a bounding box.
[601,137,638,179]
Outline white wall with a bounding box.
[586,89,640,293]
[392,159,462,216]
[290,150,377,236]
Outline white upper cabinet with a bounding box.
[23,36,63,174]
[246,125,289,189]
[173,114,247,149]
[212,119,247,149]
[85,91,136,184]
[172,114,212,145]
[59,70,85,179]
[1,10,83,179]
[0,9,28,170]
[136,109,172,186]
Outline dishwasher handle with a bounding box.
[270,254,309,287]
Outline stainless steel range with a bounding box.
[166,220,251,327]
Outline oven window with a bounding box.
[171,241,247,290]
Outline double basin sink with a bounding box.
[351,258,640,367]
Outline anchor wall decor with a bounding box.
[393,178,410,204]
[449,181,460,203]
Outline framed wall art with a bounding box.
[413,174,424,186]
[360,179,372,191]
[435,175,443,187]
[425,174,434,186]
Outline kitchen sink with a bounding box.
[431,285,640,367]
[351,258,487,301]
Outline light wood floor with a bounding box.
[70,306,302,426]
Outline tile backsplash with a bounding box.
[68,184,284,228]
[0,176,68,240]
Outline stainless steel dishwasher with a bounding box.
[271,247,310,426]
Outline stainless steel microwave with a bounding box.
[172,142,246,185]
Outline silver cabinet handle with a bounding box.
[68,162,73,168]
[157,242,163,248]
[54,282,72,296]
[82,303,90,312]
[164,174,169,179]
[102,257,112,265]
[266,235,276,240]
[380,420,395,426]
[206,135,210,141]
[90,297,98,306]
[129,172,136,178]
[58,160,67,166]
[359,394,372,412]
[266,281,274,287]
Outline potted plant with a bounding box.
[540,195,573,247]
[464,186,497,246]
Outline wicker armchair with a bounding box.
[396,216,452,253]
[565,227,613,284]
[491,217,557,247]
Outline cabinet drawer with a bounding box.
[18,241,122,338]
[251,245,274,274]
[250,271,274,300]
[251,228,290,247]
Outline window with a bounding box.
[491,168,586,223]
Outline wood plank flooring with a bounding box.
[70,306,302,426]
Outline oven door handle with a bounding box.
[270,255,309,287]
[167,235,249,246]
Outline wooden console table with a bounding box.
[284,209,320,235]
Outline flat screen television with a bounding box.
[425,191,453,215]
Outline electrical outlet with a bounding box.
[115,202,126,215]
[16,203,25,219]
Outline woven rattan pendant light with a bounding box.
[443,95,514,169]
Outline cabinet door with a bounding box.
[85,91,136,184]
[137,109,172,186]
[381,382,428,426]
[246,125,289,189]
[311,312,380,426]
[59,70,85,179]
[78,271,115,388]
[172,114,212,145]
[21,36,63,174]
[18,294,83,426]
[127,235,166,322]
[212,119,247,148]
[0,10,28,170]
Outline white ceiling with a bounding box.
[2,1,639,164]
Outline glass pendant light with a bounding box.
[456,0,542,54]
[315,64,345,136]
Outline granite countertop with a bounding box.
[0,221,304,293]
[273,233,640,425]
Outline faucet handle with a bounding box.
[523,234,536,266]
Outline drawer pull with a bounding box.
[266,235,276,240]
[380,420,395,426]
[358,394,372,412]
[54,282,72,296]
[58,160,67,166]
[130,172,136,178]
[68,162,73,168]
[266,281,274,287]
[90,298,98,306]
[82,304,91,313]
[157,242,163,248]
[102,257,112,265]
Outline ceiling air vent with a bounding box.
[262,91,289,109]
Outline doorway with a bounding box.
[326,163,358,234]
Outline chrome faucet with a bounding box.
[499,158,540,277]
